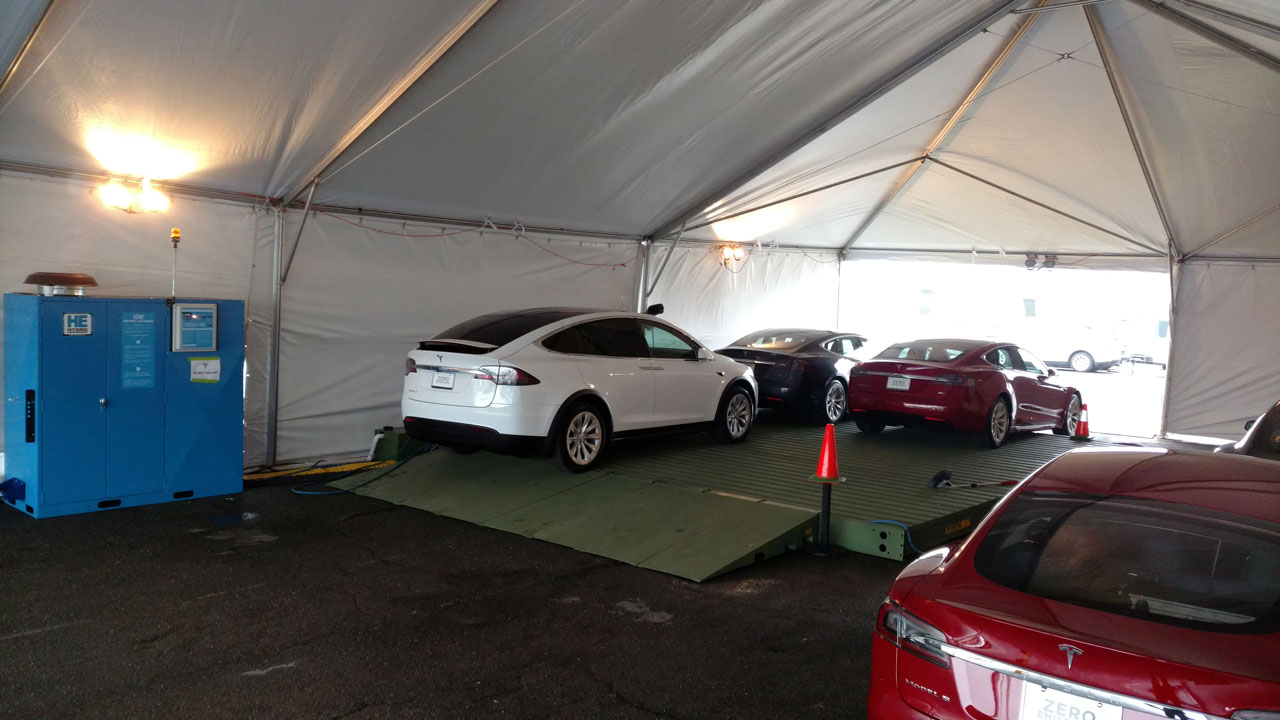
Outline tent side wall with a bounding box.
[645,245,841,351]
[272,213,640,462]
[0,170,268,456]
[1164,261,1280,439]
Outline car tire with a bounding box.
[853,417,886,434]
[1068,351,1095,373]
[714,385,754,444]
[555,401,607,473]
[1052,393,1082,436]
[814,378,847,425]
[984,397,1011,448]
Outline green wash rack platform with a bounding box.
[343,418,1115,579]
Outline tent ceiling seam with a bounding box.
[0,0,55,98]
[643,0,1026,241]
[839,0,1050,254]
[682,156,925,234]
[1127,0,1280,76]
[1085,5,1183,258]
[1165,0,1280,40]
[279,0,501,207]
[317,0,588,190]
[1185,201,1280,257]
[928,158,1167,254]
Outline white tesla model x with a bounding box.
[402,307,757,472]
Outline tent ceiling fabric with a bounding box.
[313,0,1016,236]
[0,0,486,198]
[0,0,1274,261]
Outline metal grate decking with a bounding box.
[599,415,1119,559]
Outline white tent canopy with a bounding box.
[2,0,1278,461]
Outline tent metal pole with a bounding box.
[1012,0,1112,13]
[840,0,1049,254]
[634,240,651,312]
[1167,0,1280,39]
[279,0,501,207]
[644,0,1025,241]
[0,0,55,100]
[1185,201,1280,258]
[265,208,285,466]
[681,157,924,234]
[928,158,1166,254]
[1158,253,1178,437]
[280,180,316,284]
[645,225,685,299]
[1125,0,1280,76]
[846,246,1164,259]
[1085,5,1183,258]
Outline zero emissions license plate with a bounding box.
[1019,685,1122,720]
[887,376,910,391]
[431,372,455,390]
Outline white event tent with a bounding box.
[1,0,1277,464]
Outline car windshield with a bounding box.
[875,342,975,363]
[434,309,594,347]
[974,491,1280,634]
[730,331,823,350]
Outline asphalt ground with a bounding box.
[0,483,903,720]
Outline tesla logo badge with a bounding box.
[436,354,443,362]
[1058,644,1083,669]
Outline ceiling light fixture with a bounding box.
[98,176,171,214]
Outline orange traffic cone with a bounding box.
[805,423,846,557]
[809,423,846,483]
[1073,403,1092,441]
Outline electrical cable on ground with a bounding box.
[290,443,435,496]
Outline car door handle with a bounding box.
[639,366,663,371]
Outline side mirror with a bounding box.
[696,347,715,361]
[1245,418,1257,431]
[1046,368,1056,377]
[645,303,664,316]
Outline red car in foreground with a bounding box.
[848,339,1081,447]
[870,448,1280,720]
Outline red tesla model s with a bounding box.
[847,339,1081,447]
[869,448,1280,720]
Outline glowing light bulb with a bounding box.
[99,181,133,210]
[139,178,170,212]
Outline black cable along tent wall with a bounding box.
[1,0,1277,464]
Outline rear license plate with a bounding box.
[1019,684,1122,720]
[887,376,910,391]
[431,372,455,389]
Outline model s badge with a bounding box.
[1058,644,1083,669]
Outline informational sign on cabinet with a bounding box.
[121,312,156,389]
[172,303,218,352]
[189,357,221,383]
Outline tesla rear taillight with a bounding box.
[851,364,870,378]
[405,358,418,375]
[475,365,540,386]
[931,374,966,385]
[876,598,950,668]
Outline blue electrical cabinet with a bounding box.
[2,294,244,517]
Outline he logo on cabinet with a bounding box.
[63,313,93,336]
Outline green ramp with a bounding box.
[332,450,816,582]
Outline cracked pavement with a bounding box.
[0,484,901,718]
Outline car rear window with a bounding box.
[974,491,1280,634]
[730,331,823,350]
[875,342,974,363]
[433,309,592,348]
